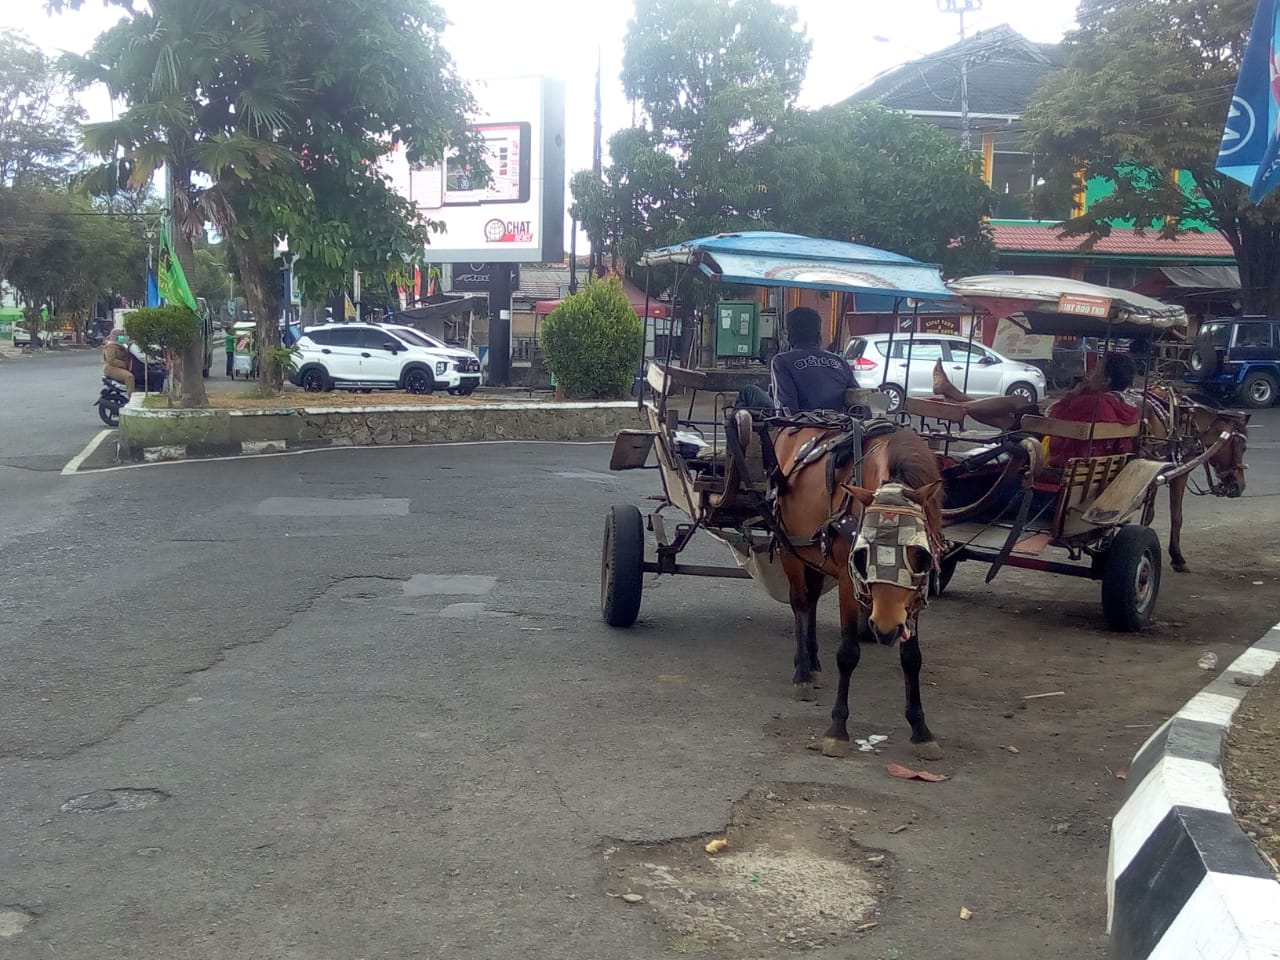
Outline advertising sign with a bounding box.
[449,262,521,292]
[993,317,1056,361]
[383,76,565,263]
[1057,293,1112,319]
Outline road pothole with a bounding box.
[60,787,169,814]
[603,784,889,955]
[0,906,35,937]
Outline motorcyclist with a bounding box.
[102,329,135,396]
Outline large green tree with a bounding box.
[751,104,994,276]
[573,0,993,288]
[579,0,810,262]
[1022,0,1280,313]
[7,191,141,340]
[0,30,84,293]
[52,0,474,393]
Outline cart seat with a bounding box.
[1078,458,1168,526]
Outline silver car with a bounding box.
[843,333,1046,413]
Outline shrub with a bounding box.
[123,305,200,355]
[124,305,200,403]
[541,276,643,398]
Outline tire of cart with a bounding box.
[601,504,644,627]
[1100,525,1161,632]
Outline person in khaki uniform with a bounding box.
[102,330,135,396]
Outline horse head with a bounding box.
[1194,407,1250,498]
[843,479,944,645]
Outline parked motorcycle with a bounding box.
[96,377,128,427]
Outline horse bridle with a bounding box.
[1192,421,1248,497]
[849,483,940,607]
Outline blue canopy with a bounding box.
[637,231,955,302]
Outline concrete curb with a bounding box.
[118,394,647,463]
[1107,623,1280,960]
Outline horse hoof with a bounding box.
[1172,562,1189,573]
[792,682,816,702]
[821,737,849,758]
[913,740,944,761]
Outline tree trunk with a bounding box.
[171,229,210,407]
[1232,221,1280,317]
[229,234,283,392]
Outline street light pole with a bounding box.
[937,0,982,150]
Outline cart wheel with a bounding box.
[1101,526,1161,632]
[601,504,644,627]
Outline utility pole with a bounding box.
[937,0,981,150]
[591,46,603,275]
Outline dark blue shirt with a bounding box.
[770,346,856,413]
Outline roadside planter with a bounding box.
[117,394,647,462]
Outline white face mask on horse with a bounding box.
[848,483,937,604]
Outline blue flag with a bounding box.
[1217,0,1280,203]
[145,269,160,308]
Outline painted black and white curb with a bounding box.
[1107,623,1280,960]
[136,437,340,463]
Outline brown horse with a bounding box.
[772,425,945,760]
[929,361,1250,572]
[1133,389,1249,572]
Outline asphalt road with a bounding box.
[1,352,1278,959]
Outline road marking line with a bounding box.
[60,438,614,475]
[61,429,114,476]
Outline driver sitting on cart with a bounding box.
[737,307,856,414]
[1043,353,1139,467]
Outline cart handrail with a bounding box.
[646,361,707,398]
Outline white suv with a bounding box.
[843,333,1046,413]
[375,324,483,396]
[291,323,481,395]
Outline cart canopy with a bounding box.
[638,231,955,302]
[947,274,1188,337]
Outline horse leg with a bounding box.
[822,573,863,757]
[1168,474,1189,572]
[805,565,824,678]
[784,554,819,701]
[901,630,942,760]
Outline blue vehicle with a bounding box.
[1185,317,1280,409]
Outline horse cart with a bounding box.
[904,274,1244,631]
[600,232,955,629]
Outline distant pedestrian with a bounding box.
[224,327,234,377]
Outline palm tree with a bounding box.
[65,0,296,402]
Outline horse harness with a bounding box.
[736,413,938,602]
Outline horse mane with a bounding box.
[885,428,942,488]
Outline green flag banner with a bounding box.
[157,227,199,313]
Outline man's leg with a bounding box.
[105,363,135,397]
[737,384,775,411]
[226,350,234,377]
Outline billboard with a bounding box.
[448,262,521,292]
[383,76,565,263]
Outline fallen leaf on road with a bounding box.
[621,893,645,904]
[704,838,729,855]
[960,906,973,921]
[865,854,886,864]
[889,824,909,834]
[1114,767,1128,780]
[886,763,949,782]
[1002,745,1020,754]
[856,922,879,932]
